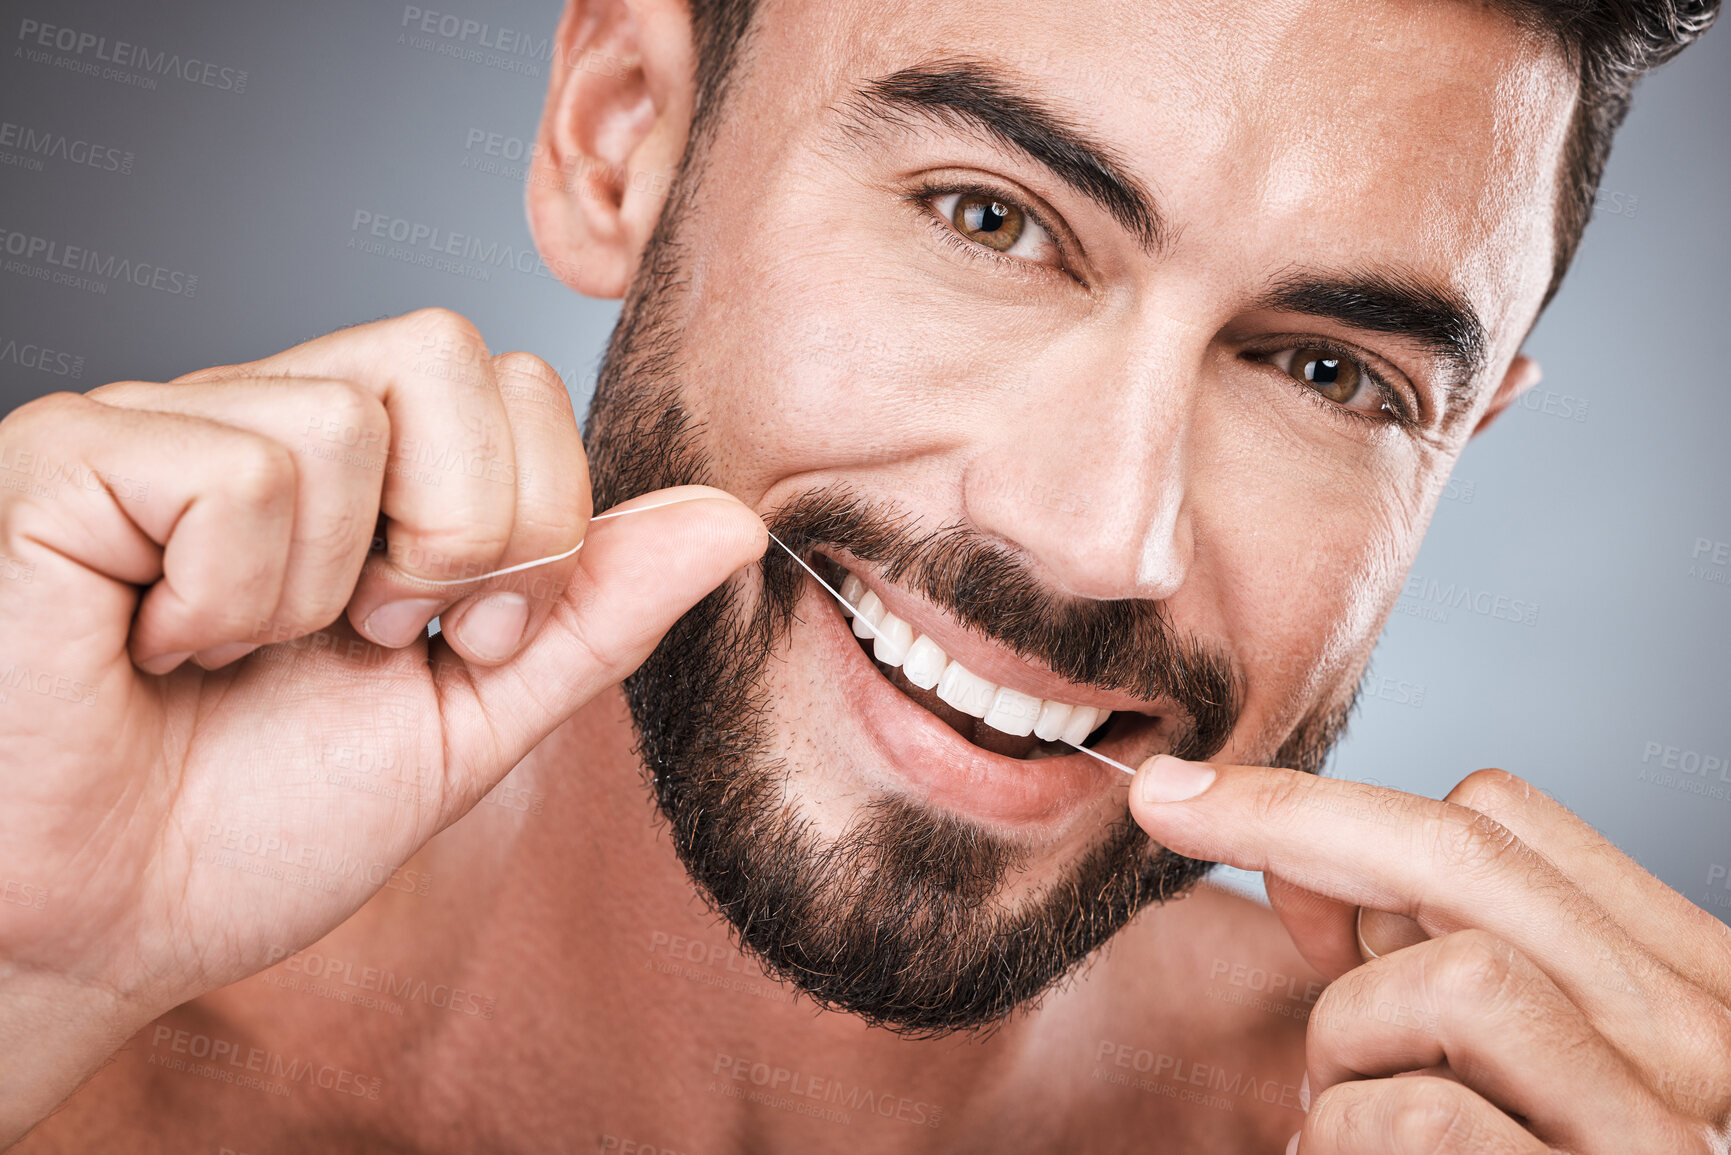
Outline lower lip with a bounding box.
[810,581,1126,827]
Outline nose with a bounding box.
[962,321,1200,604]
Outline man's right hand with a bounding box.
[0,308,765,1143]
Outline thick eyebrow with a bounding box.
[838,57,1167,253]
[1255,271,1489,421]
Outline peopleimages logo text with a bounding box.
[399,7,555,58]
[0,227,198,297]
[0,121,133,174]
[16,19,248,92]
[0,336,84,378]
[1397,574,1541,627]
[348,210,575,282]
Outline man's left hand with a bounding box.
[1128,758,1731,1153]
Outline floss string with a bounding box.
[404,496,1140,779]
[763,531,1137,778]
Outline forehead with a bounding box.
[747,0,1578,364]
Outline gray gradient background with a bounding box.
[1,0,1726,922]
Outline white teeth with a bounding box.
[1033,699,1074,742]
[901,635,947,690]
[851,590,885,640]
[983,687,1041,737]
[1059,705,1103,746]
[936,660,997,718]
[838,567,1117,748]
[839,574,867,618]
[872,613,913,666]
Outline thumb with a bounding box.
[433,485,766,801]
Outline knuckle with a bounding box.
[1308,1081,1373,1142]
[81,379,156,405]
[1389,1080,1473,1151]
[401,306,487,356]
[508,517,584,564]
[491,351,578,422]
[169,359,250,385]
[1448,766,1528,817]
[1307,975,1360,1041]
[1249,772,1313,831]
[557,580,641,676]
[397,521,513,580]
[0,389,85,439]
[1431,805,1525,878]
[275,536,373,630]
[1432,929,1522,1013]
[299,505,374,563]
[491,349,562,388]
[223,436,297,508]
[0,483,47,559]
[0,394,92,549]
[266,603,347,644]
[303,378,386,441]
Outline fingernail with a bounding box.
[138,651,191,675]
[362,598,444,648]
[1138,754,1216,804]
[194,641,259,669]
[453,592,529,661]
[1285,1131,1301,1155]
[1299,1072,1310,1112]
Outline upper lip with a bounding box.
[816,547,1172,721]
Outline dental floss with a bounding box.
[404,503,1140,781]
[413,497,704,640]
[764,530,1138,779]
[400,496,701,589]
[762,529,886,642]
[1058,739,1139,778]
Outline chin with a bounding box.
[618,528,1219,1036]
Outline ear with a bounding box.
[528,0,696,298]
[1468,352,1542,438]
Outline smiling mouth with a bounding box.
[812,553,1163,762]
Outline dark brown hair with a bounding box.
[680,0,1719,310]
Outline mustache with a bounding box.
[761,486,1242,761]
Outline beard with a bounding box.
[579,168,1354,1038]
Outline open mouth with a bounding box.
[811,552,1163,763]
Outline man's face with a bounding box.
[570,0,1574,1032]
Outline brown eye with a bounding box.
[952,193,1025,252]
[1287,349,1361,403]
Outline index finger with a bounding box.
[182,309,521,599]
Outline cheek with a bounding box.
[679,218,1052,501]
[1189,411,1431,725]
